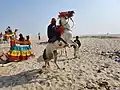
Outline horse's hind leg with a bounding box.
[47,61,50,68]
[53,50,60,69]
[43,49,49,68]
[42,61,47,68]
[43,60,50,69]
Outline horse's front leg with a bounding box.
[73,47,77,58]
[47,61,50,68]
[53,50,60,69]
[43,60,50,69]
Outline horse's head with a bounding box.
[58,11,75,19]
[58,11,75,30]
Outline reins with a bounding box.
[70,17,74,29]
[57,17,74,31]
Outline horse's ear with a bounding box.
[72,11,75,13]
[58,12,61,18]
[68,11,75,14]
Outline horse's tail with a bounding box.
[43,49,47,60]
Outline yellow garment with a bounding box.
[5,33,15,37]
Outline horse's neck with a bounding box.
[60,17,72,43]
[60,17,70,30]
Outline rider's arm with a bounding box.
[47,25,53,39]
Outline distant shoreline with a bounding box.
[73,34,120,39]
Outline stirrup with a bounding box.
[58,42,62,46]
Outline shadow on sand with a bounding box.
[57,57,76,61]
[0,69,44,88]
[36,53,80,63]
[57,56,80,62]
[37,55,44,63]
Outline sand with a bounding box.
[0,37,120,90]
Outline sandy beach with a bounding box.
[0,37,120,90]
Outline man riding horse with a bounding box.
[43,10,78,69]
[47,18,68,46]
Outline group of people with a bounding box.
[0,26,34,63]
[0,26,18,43]
[0,26,31,44]
[7,33,33,61]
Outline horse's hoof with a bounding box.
[47,66,51,69]
[74,56,77,58]
[42,65,46,68]
[63,68,65,70]
[38,69,43,74]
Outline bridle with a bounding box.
[70,17,74,29]
[57,17,74,32]
[63,17,74,31]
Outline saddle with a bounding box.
[48,37,56,43]
[48,37,68,48]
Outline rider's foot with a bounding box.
[58,42,62,46]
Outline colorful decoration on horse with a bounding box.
[57,26,64,36]
[59,12,68,18]
[7,40,33,61]
[58,11,75,18]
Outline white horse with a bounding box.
[43,11,79,69]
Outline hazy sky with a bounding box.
[0,0,120,36]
